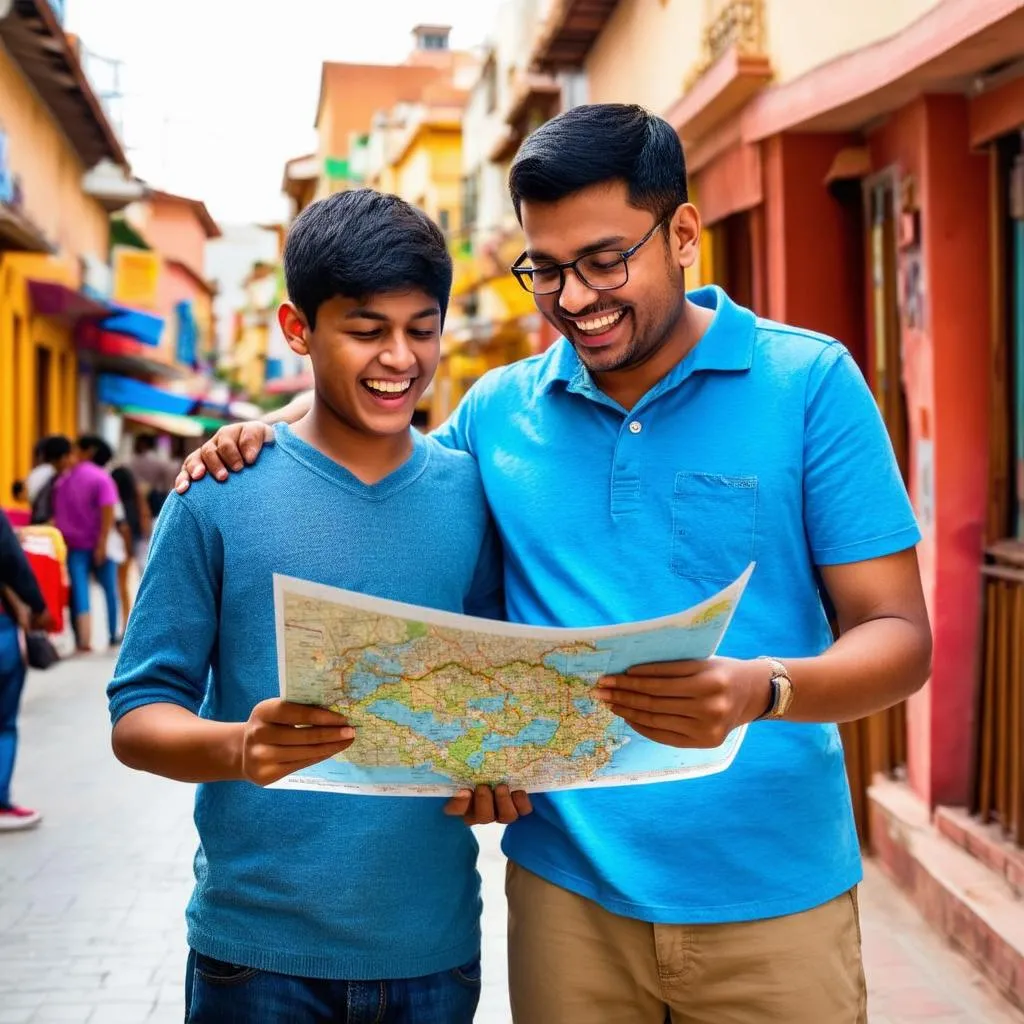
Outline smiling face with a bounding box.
[279,289,441,438]
[520,181,699,376]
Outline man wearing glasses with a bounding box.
[177,104,931,1023]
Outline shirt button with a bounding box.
[628,421,642,434]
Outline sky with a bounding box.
[65,1,499,226]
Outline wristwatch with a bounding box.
[756,657,794,721]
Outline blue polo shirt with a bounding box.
[434,286,921,924]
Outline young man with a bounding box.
[178,106,932,1023]
[53,436,119,651]
[108,189,528,1023]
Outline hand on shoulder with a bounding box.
[175,422,276,494]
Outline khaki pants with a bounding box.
[507,863,867,1024]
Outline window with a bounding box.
[461,172,480,234]
[483,55,498,114]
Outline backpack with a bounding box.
[30,476,55,525]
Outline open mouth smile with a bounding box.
[567,308,628,336]
[362,378,415,401]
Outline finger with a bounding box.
[625,660,709,677]
[511,790,533,817]
[255,700,351,727]
[174,467,195,494]
[263,737,356,764]
[626,722,700,748]
[199,442,230,481]
[258,724,355,746]
[215,432,246,473]
[492,785,519,824]
[472,784,496,824]
[596,690,696,716]
[444,790,474,817]
[186,454,208,482]
[239,424,275,464]
[597,673,719,697]
[612,706,698,737]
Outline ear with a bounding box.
[278,303,310,357]
[670,203,702,272]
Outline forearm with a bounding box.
[112,702,244,783]
[263,390,313,425]
[780,615,931,723]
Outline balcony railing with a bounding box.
[687,0,767,86]
[972,541,1024,848]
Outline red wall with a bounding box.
[869,95,991,807]
[762,132,866,366]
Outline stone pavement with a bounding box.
[1,645,1021,1024]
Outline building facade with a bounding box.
[0,0,136,504]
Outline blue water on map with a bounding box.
[481,719,558,751]
[572,697,597,715]
[572,739,599,758]
[366,700,466,743]
[468,696,506,712]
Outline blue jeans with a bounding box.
[184,950,481,1023]
[67,548,119,643]
[0,615,27,808]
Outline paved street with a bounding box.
[1,643,1021,1024]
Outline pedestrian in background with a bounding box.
[28,435,72,526]
[110,465,142,635]
[53,436,119,653]
[0,509,53,831]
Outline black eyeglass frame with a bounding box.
[510,217,669,295]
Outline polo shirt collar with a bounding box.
[538,286,755,399]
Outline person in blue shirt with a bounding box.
[108,188,530,1024]
[177,106,932,1024]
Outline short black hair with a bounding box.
[509,104,687,222]
[78,435,112,467]
[40,435,71,464]
[283,189,453,330]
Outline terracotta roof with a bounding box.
[147,190,222,240]
[166,257,217,297]
[531,0,621,72]
[0,0,127,168]
[313,61,445,133]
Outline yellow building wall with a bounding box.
[585,0,704,112]
[585,0,943,111]
[0,254,80,506]
[0,49,111,263]
[765,0,942,84]
[392,128,464,230]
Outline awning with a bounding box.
[0,203,51,253]
[27,279,109,323]
[120,409,222,438]
[100,305,163,347]
[264,371,314,396]
[97,374,200,416]
[76,323,184,378]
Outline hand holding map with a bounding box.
[273,564,754,795]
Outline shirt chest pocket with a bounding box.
[671,472,758,583]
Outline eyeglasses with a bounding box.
[511,218,668,295]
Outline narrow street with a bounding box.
[0,646,1020,1024]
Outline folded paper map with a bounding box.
[272,564,754,795]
